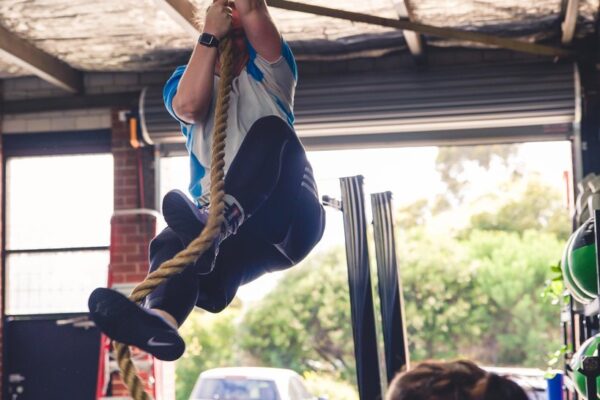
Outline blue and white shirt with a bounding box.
[163,40,297,203]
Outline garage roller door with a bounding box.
[139,60,577,150]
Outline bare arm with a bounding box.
[172,0,232,124]
[235,0,282,62]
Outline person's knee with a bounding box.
[239,116,291,154]
[195,291,231,314]
[278,191,325,263]
[243,116,304,164]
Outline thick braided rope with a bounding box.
[115,37,235,400]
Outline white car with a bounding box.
[189,367,325,400]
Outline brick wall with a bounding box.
[110,109,156,284]
[108,109,158,397]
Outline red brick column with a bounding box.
[108,109,157,397]
[110,110,156,285]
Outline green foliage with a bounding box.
[302,371,359,400]
[398,228,481,360]
[465,230,562,366]
[176,308,242,400]
[546,344,568,375]
[397,228,562,367]
[470,179,570,240]
[396,198,430,227]
[240,249,356,383]
[541,262,566,306]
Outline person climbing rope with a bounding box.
[88,0,325,362]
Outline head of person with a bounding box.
[385,360,529,400]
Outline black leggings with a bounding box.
[146,116,325,324]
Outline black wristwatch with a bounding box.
[198,33,220,48]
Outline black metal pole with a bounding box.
[371,192,409,383]
[339,176,383,400]
[595,210,600,309]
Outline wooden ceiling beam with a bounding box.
[394,0,425,59]
[154,0,200,37]
[0,24,83,93]
[153,0,572,58]
[561,0,579,44]
[266,0,573,58]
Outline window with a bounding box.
[5,154,113,315]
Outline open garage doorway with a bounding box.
[157,139,572,399]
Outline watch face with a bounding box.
[201,34,217,47]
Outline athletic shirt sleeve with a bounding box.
[245,39,298,125]
[163,65,193,137]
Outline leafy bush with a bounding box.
[302,371,359,400]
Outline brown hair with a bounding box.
[385,360,529,400]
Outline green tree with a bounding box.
[464,230,563,366]
[398,228,563,366]
[396,198,430,227]
[176,307,243,400]
[397,228,483,360]
[470,178,570,240]
[303,371,359,400]
[240,249,356,382]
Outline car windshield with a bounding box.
[191,377,281,400]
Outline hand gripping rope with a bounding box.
[114,37,235,400]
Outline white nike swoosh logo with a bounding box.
[147,337,173,347]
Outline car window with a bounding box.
[191,378,280,400]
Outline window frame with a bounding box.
[2,129,112,317]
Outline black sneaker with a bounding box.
[88,287,185,361]
[162,189,222,274]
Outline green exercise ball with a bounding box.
[570,218,598,298]
[563,229,595,303]
[571,334,600,399]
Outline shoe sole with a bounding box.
[88,288,185,361]
[162,190,206,242]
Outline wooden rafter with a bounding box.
[154,0,200,36]
[561,0,579,44]
[266,0,573,58]
[0,24,83,93]
[393,0,425,58]
[154,0,572,58]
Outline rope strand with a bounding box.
[115,37,235,400]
